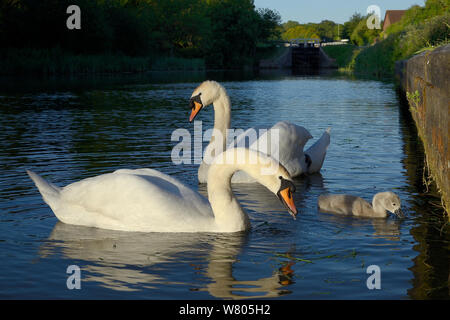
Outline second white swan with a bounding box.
[188,80,331,183]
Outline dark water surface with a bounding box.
[0,71,448,299]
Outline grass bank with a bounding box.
[354,12,449,77]
[321,45,361,72]
[323,9,449,77]
[0,48,205,75]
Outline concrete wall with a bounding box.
[396,44,449,213]
[259,47,292,69]
[318,47,337,68]
[259,47,336,69]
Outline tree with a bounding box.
[315,20,337,41]
[280,19,340,42]
[282,25,319,40]
[150,0,210,56]
[256,8,281,41]
[281,20,301,32]
[342,13,364,40]
[0,0,282,69]
[350,14,382,46]
[205,0,261,68]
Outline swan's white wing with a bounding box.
[230,121,313,180]
[305,128,331,173]
[58,169,214,232]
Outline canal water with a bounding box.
[0,71,448,299]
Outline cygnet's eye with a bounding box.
[392,203,397,206]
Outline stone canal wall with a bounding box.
[259,47,336,69]
[396,44,449,213]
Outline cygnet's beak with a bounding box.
[393,208,405,218]
[189,94,203,122]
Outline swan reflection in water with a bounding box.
[39,222,296,298]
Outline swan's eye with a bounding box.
[393,203,397,206]
[189,93,204,122]
[278,177,295,196]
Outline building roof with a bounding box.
[383,10,407,31]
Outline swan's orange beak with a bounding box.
[278,187,298,219]
[189,101,202,122]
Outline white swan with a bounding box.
[188,80,330,183]
[318,191,404,218]
[304,127,331,174]
[27,148,298,233]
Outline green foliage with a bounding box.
[385,0,449,36]
[282,25,319,40]
[205,0,280,68]
[350,14,383,46]
[0,47,205,75]
[406,90,421,110]
[396,13,449,56]
[0,0,281,73]
[353,10,449,77]
[280,20,338,41]
[322,45,361,70]
[325,0,450,77]
[282,20,301,31]
[311,20,338,41]
[257,8,282,41]
[0,48,151,74]
[279,13,380,44]
[150,0,211,56]
[342,13,364,40]
[353,34,401,76]
[150,56,205,71]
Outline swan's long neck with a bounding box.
[210,89,231,153]
[207,162,250,232]
[372,194,387,217]
[198,88,232,183]
[207,148,282,232]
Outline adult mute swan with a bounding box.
[318,191,404,218]
[188,80,331,183]
[27,148,298,233]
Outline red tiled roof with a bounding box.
[383,10,407,31]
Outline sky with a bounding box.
[253,0,425,24]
